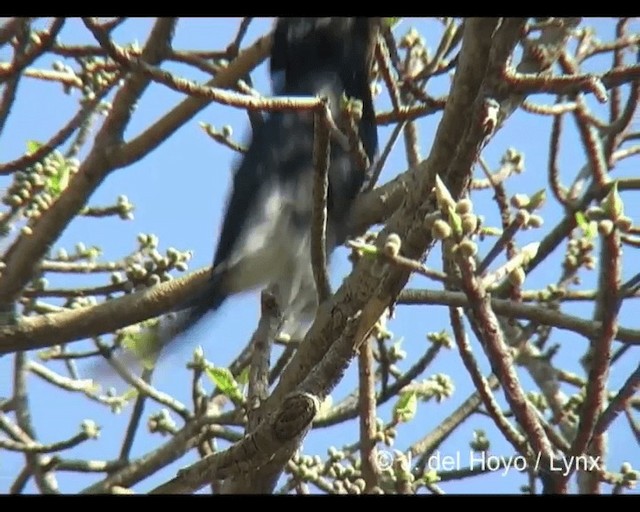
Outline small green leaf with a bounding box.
[393,390,418,423]
[447,205,462,236]
[423,469,441,485]
[121,328,160,370]
[26,140,43,155]
[383,18,402,29]
[122,388,139,401]
[206,366,243,403]
[85,246,101,261]
[58,163,70,189]
[47,160,70,196]
[348,240,379,257]
[360,243,379,256]
[575,211,597,239]
[575,211,588,230]
[480,226,503,237]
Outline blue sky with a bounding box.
[0,17,638,494]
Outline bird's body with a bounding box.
[171,17,379,343]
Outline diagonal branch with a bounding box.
[116,30,273,169]
[151,392,320,494]
[0,77,118,175]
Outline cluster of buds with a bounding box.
[54,56,119,108]
[427,176,482,261]
[111,234,192,292]
[510,191,545,230]
[3,149,80,223]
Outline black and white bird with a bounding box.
[168,17,380,346]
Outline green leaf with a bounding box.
[575,211,597,239]
[447,205,462,236]
[26,140,43,155]
[47,159,70,196]
[206,366,243,403]
[348,240,379,257]
[423,469,441,485]
[359,243,379,256]
[122,388,139,401]
[121,328,160,370]
[480,226,503,237]
[393,390,418,423]
[575,211,588,230]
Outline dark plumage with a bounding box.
[170,17,379,343]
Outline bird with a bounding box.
[160,18,380,352]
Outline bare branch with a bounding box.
[357,338,379,492]
[311,102,332,303]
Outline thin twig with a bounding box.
[13,353,59,493]
[357,337,379,492]
[595,364,640,439]
[363,119,405,192]
[84,19,321,115]
[0,18,65,81]
[0,19,28,136]
[0,79,117,175]
[268,345,296,386]
[375,101,445,125]
[310,102,332,303]
[0,430,93,454]
[477,216,527,275]
[27,360,128,410]
[96,340,192,421]
[315,342,442,428]
[81,415,235,493]
[411,375,499,472]
[226,17,254,58]
[119,367,154,461]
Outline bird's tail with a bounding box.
[106,272,229,372]
[149,270,229,354]
[168,274,228,339]
[87,273,228,381]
